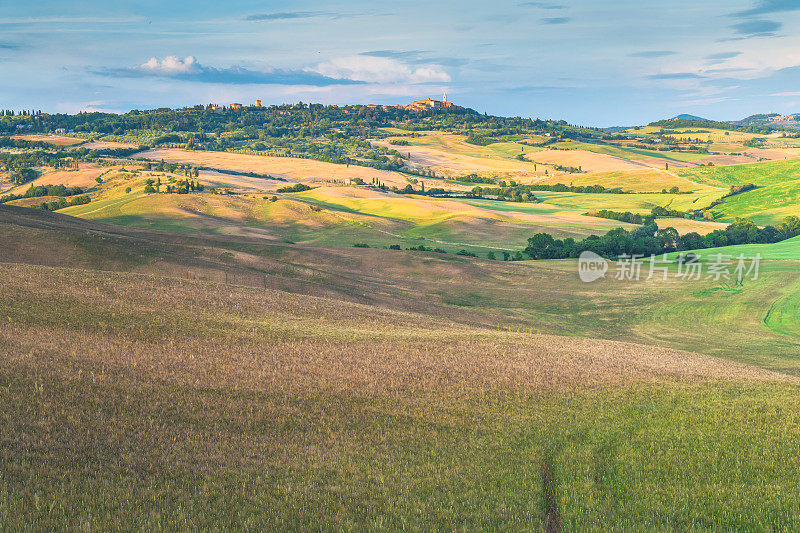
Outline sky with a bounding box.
[2,0,800,126]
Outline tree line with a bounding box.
[0,184,85,203]
[524,216,800,260]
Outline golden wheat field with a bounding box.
[372,135,539,178]
[3,164,108,195]
[140,148,414,187]
[525,149,650,172]
[13,134,83,146]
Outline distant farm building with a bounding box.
[230,103,243,110]
[255,100,262,107]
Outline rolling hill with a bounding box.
[670,114,711,121]
[3,205,800,529]
[6,99,800,529]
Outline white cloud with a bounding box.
[652,38,800,82]
[140,56,201,75]
[54,100,111,114]
[673,96,733,107]
[310,56,450,84]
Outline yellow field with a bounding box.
[538,169,716,193]
[526,149,650,172]
[295,187,628,237]
[82,140,142,150]
[196,169,287,191]
[4,164,108,195]
[140,148,414,187]
[374,132,714,181]
[373,133,539,179]
[13,134,83,146]
[5,195,68,208]
[655,217,729,235]
[55,175,631,251]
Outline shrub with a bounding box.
[277,183,312,193]
[465,133,496,146]
[37,195,90,211]
[459,173,496,184]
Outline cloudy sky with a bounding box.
[2,0,800,125]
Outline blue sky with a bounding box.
[2,0,800,125]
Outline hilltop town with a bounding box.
[200,94,462,114]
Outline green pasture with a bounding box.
[677,158,800,187]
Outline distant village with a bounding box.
[204,94,461,114]
[767,114,800,124]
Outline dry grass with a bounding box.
[82,140,142,150]
[373,134,538,178]
[140,148,413,187]
[527,149,649,172]
[1,263,791,397]
[3,209,800,529]
[538,169,706,192]
[4,203,800,372]
[13,134,83,146]
[3,164,106,195]
[196,169,285,191]
[656,217,730,235]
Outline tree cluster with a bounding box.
[524,216,800,260]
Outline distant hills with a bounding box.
[649,112,800,132]
[734,113,800,128]
[670,114,710,122]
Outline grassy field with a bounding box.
[529,189,722,214]
[708,178,800,225]
[676,159,800,223]
[676,158,800,187]
[3,206,800,529]
[550,140,705,166]
[57,172,636,252]
[538,168,709,193]
[668,235,800,261]
[8,107,800,528]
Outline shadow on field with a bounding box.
[542,453,562,533]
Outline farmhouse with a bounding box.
[230,103,243,110]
